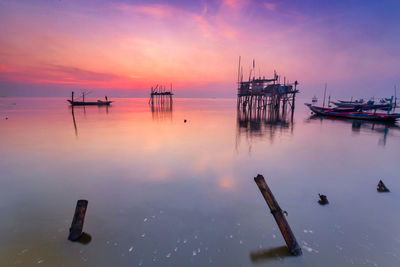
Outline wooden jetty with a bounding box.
[150,84,173,98]
[254,174,302,256]
[149,84,173,121]
[237,57,299,114]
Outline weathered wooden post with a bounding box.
[68,200,88,241]
[254,174,302,256]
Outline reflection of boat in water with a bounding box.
[69,103,110,137]
[306,114,400,146]
[305,103,400,122]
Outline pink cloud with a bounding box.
[264,2,277,11]
[223,0,248,9]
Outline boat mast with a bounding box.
[237,56,241,89]
[323,83,327,108]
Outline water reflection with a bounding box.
[71,107,78,136]
[250,246,293,263]
[69,105,110,137]
[2,98,400,266]
[76,232,92,245]
[306,115,400,146]
[236,105,294,147]
[149,96,173,121]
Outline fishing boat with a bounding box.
[312,96,318,103]
[337,98,364,104]
[332,99,393,111]
[67,91,113,106]
[305,103,400,122]
[67,99,112,106]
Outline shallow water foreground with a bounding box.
[1,97,400,266]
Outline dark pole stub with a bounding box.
[254,174,302,256]
[377,180,390,192]
[318,194,329,205]
[68,200,88,241]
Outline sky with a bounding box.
[0,0,400,98]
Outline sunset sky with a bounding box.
[1,0,400,97]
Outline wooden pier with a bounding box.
[149,84,173,121]
[236,57,299,116]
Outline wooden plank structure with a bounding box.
[237,57,299,116]
[68,200,88,241]
[149,84,173,121]
[254,174,302,256]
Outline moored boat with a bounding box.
[331,99,393,111]
[312,96,318,103]
[305,103,400,122]
[67,100,112,106]
[67,91,113,106]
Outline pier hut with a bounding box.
[236,58,299,113]
[150,84,173,99]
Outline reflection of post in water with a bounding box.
[71,106,78,137]
[149,84,173,121]
[250,246,293,263]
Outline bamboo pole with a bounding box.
[254,174,302,256]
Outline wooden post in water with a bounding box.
[254,174,302,256]
[68,200,88,241]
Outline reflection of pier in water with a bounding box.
[236,102,294,147]
[149,94,173,121]
[307,115,400,146]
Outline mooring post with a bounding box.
[254,174,302,256]
[68,200,88,241]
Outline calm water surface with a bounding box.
[1,97,400,266]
